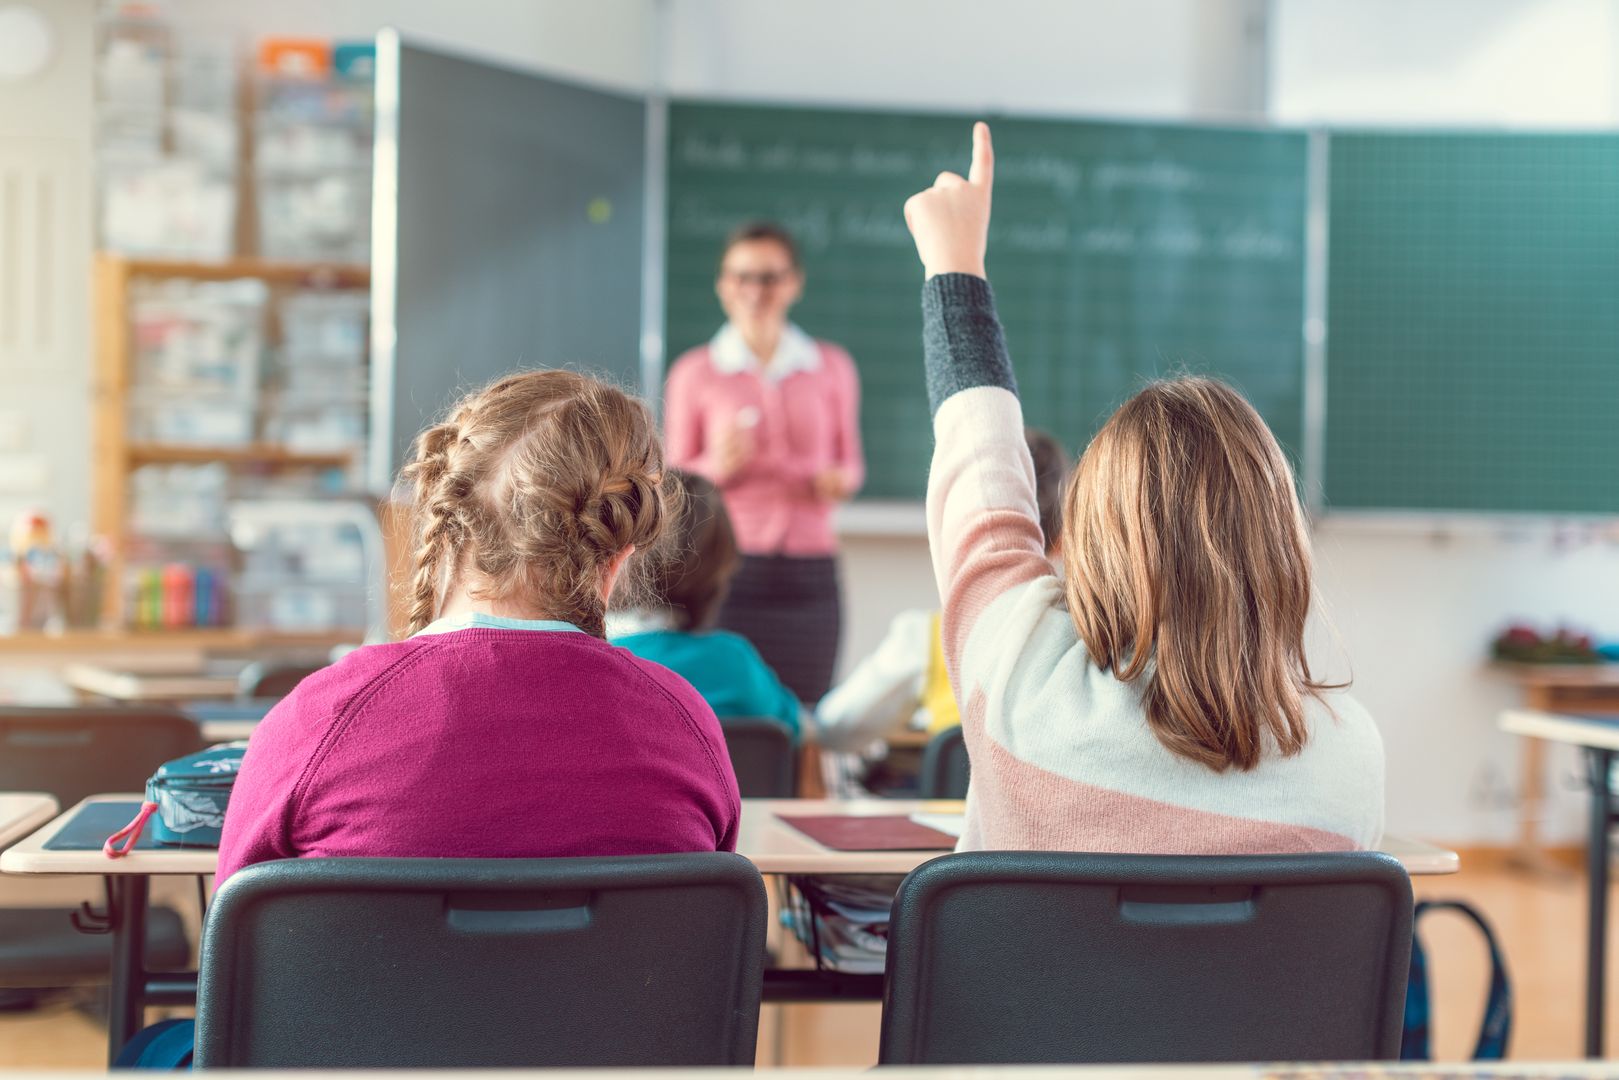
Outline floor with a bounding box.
[0,860,1605,1068]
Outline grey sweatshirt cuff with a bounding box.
[921,273,1017,415]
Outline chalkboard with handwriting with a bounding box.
[664,102,1309,499]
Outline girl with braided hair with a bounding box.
[217,370,741,882]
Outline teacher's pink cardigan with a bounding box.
[664,324,864,556]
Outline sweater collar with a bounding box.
[413,612,585,637]
[710,321,821,381]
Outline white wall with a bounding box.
[1271,0,1619,126]
[1310,522,1619,842]
[161,0,655,91]
[0,0,93,534]
[664,0,1269,118]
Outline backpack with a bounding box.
[1401,899,1511,1060]
[113,1018,194,1069]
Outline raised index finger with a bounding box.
[968,121,994,189]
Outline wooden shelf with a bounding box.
[92,252,374,627]
[114,256,369,288]
[0,628,365,656]
[126,443,352,469]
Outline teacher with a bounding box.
[664,221,864,704]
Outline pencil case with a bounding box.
[147,743,247,846]
[105,743,249,856]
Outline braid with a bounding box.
[399,420,463,635]
[395,370,673,640]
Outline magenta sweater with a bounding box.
[216,626,742,882]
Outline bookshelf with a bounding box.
[90,253,372,635]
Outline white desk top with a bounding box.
[0,795,1459,878]
[1500,708,1619,751]
[0,793,58,850]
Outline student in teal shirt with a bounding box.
[610,470,803,738]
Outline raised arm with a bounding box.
[904,124,1054,688]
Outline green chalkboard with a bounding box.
[1326,133,1619,513]
[665,102,1309,500]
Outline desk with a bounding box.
[181,699,276,743]
[0,793,57,849]
[1,795,1461,1063]
[62,661,245,701]
[1497,663,1619,872]
[1499,708,1619,1058]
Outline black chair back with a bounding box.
[0,706,201,989]
[196,853,768,1067]
[236,661,324,700]
[0,706,203,805]
[918,724,969,799]
[880,850,1413,1065]
[719,716,795,797]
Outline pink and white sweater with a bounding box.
[921,273,1385,855]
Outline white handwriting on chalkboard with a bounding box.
[839,206,913,247]
[1151,225,1205,256]
[681,133,1089,197]
[671,196,834,251]
[678,134,748,170]
[1220,221,1294,260]
[850,146,918,176]
[987,153,1085,196]
[1092,160,1202,193]
[1003,221,1071,253]
[1081,225,1136,254]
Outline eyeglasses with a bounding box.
[722,269,796,289]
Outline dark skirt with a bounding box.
[718,554,842,705]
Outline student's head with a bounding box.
[715,221,804,337]
[1024,427,1070,558]
[399,370,671,638]
[1061,376,1323,773]
[643,469,741,631]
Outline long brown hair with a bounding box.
[1062,376,1331,772]
[397,370,672,638]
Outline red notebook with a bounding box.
[780,815,958,852]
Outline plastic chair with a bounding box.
[719,716,796,797]
[0,705,202,818]
[880,850,1413,1065]
[918,725,969,799]
[195,853,768,1067]
[236,661,324,701]
[0,706,201,990]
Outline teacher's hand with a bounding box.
[812,468,852,503]
[715,422,754,481]
[903,121,993,280]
